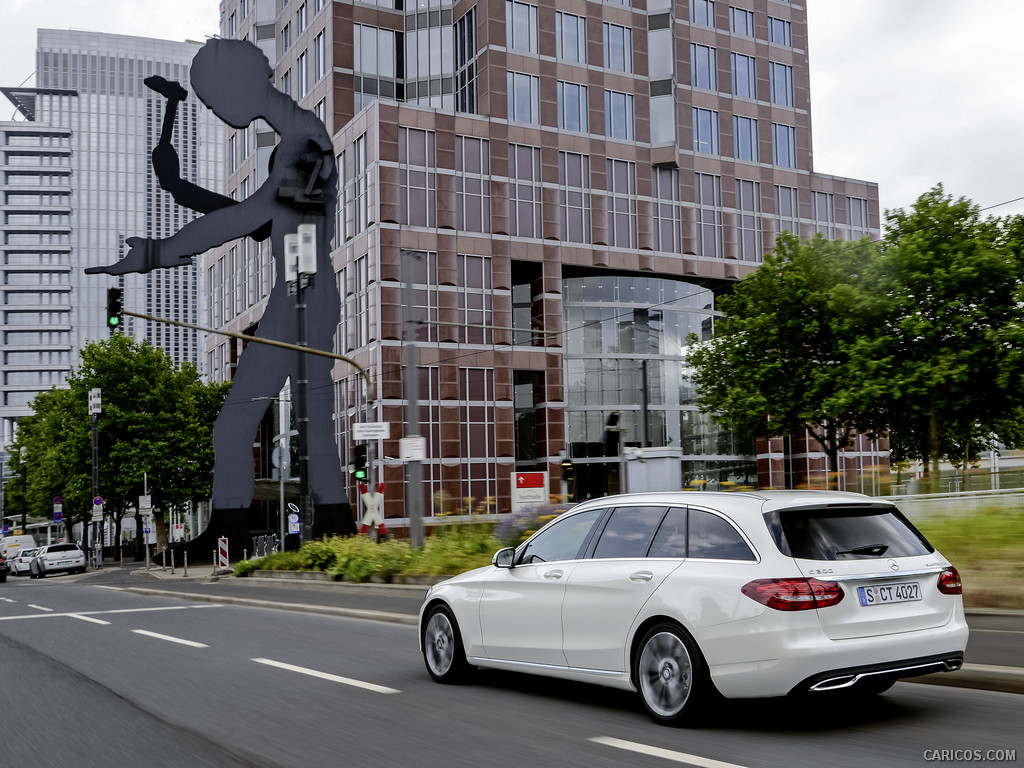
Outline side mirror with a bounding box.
[492,547,515,569]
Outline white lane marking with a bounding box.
[68,614,111,625]
[0,604,220,622]
[27,604,53,612]
[590,737,750,768]
[0,597,16,603]
[132,629,208,648]
[251,658,401,695]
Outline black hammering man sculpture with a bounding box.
[87,39,355,555]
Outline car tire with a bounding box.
[634,623,707,725]
[422,604,471,684]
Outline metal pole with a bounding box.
[401,250,425,548]
[296,280,312,545]
[89,414,97,569]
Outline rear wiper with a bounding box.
[836,544,888,557]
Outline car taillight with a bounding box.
[937,566,963,595]
[741,577,844,611]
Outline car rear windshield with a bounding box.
[763,504,934,561]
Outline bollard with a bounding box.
[184,552,188,577]
[212,549,217,577]
[170,549,175,574]
[243,549,247,562]
[162,546,167,571]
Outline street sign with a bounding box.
[287,512,300,535]
[88,388,101,415]
[399,435,427,461]
[353,422,390,440]
[511,471,548,513]
[54,497,63,522]
[92,496,104,522]
[139,494,152,511]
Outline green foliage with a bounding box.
[3,335,229,543]
[234,528,503,581]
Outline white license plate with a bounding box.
[858,581,921,606]
[56,560,72,566]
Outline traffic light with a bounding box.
[352,443,368,481]
[561,458,575,484]
[106,287,123,332]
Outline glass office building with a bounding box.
[214,0,882,527]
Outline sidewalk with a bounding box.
[95,565,1024,695]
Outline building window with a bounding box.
[280,22,291,53]
[557,81,589,132]
[296,2,307,32]
[847,196,870,240]
[653,166,681,253]
[407,251,439,343]
[400,127,436,228]
[772,123,797,168]
[313,30,326,81]
[459,367,497,507]
[607,158,637,249]
[769,17,792,46]
[691,0,715,27]
[605,90,634,140]
[280,69,291,97]
[770,62,794,107]
[507,71,540,124]
[456,9,478,114]
[506,1,539,53]
[456,136,490,233]
[731,52,755,99]
[559,151,591,244]
[603,23,632,73]
[774,184,798,236]
[690,44,716,91]
[354,24,402,109]
[692,108,719,155]
[297,51,308,96]
[510,143,542,238]
[736,179,762,261]
[457,254,493,344]
[695,172,723,259]
[353,134,368,235]
[556,12,586,63]
[812,191,835,238]
[730,7,754,36]
[733,116,758,162]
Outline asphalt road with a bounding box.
[1,570,1022,768]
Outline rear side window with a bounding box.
[592,506,666,558]
[767,505,934,561]
[647,507,756,561]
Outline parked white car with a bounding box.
[9,547,39,576]
[419,490,968,724]
[29,543,86,578]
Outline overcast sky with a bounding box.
[2,0,1024,223]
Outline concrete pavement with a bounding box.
[78,563,1024,696]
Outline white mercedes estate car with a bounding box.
[419,490,968,724]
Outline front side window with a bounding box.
[593,506,667,559]
[518,508,605,564]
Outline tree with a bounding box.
[5,335,229,554]
[869,185,1024,482]
[686,232,883,485]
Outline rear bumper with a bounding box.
[794,652,964,694]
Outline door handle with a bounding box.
[629,570,654,582]
[543,569,564,580]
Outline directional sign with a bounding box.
[511,471,548,514]
[353,422,390,440]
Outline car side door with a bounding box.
[561,506,684,672]
[478,507,606,666]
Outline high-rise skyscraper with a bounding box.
[213,0,882,529]
[0,29,223,461]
